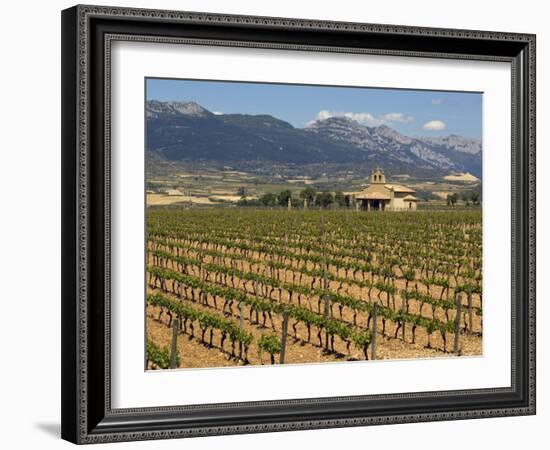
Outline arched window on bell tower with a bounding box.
[370,168,385,184]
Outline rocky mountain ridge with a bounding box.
[146,100,482,177]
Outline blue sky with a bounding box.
[147,78,482,139]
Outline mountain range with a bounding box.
[146,100,482,178]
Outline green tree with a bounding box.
[315,191,334,208]
[446,193,458,206]
[334,191,346,207]
[299,187,316,204]
[344,194,353,207]
[259,192,277,207]
[278,190,292,207]
[237,196,261,207]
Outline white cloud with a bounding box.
[308,110,414,127]
[422,120,446,131]
[431,99,443,105]
[213,111,224,115]
[379,112,414,123]
[315,110,333,121]
[343,111,379,125]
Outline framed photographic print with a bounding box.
[61,4,536,444]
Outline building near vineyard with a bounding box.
[354,168,419,211]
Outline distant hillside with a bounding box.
[146,100,482,178]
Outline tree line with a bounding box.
[237,186,349,208]
[446,190,481,207]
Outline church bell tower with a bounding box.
[370,168,386,184]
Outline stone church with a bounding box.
[354,168,419,211]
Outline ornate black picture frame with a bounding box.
[61,4,536,444]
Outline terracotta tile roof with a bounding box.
[355,191,391,200]
[385,184,415,193]
[402,194,419,201]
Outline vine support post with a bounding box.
[402,294,407,341]
[371,303,378,361]
[239,301,244,331]
[280,311,289,364]
[454,293,462,355]
[323,294,331,351]
[467,290,473,333]
[170,317,179,369]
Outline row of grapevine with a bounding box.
[146,208,482,368]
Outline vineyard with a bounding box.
[145,208,482,369]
